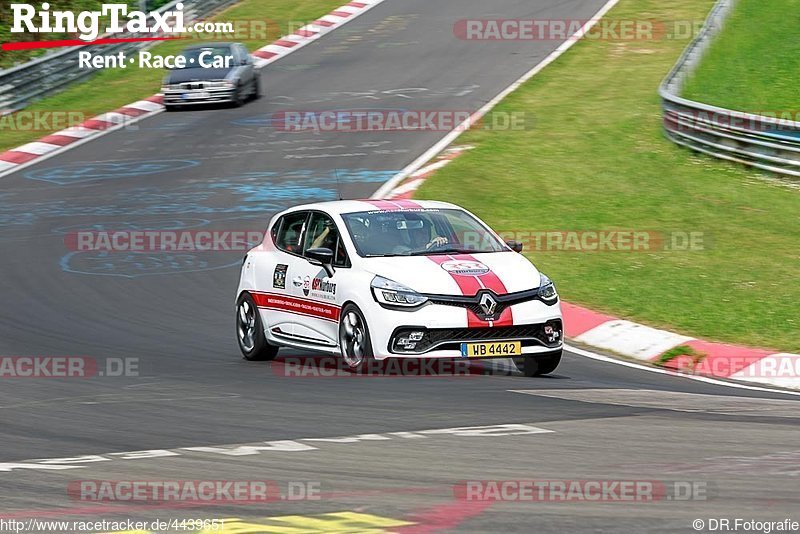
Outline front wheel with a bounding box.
[338,304,375,373]
[252,76,263,100]
[514,350,562,377]
[236,292,278,361]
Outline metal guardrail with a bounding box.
[0,0,238,115]
[660,0,800,178]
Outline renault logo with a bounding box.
[479,293,497,316]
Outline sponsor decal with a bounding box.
[273,264,288,289]
[441,260,490,276]
[301,276,336,300]
[544,325,561,344]
[253,292,340,322]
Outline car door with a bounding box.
[288,211,350,348]
[262,210,311,341]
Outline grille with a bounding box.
[391,320,562,354]
[427,288,543,321]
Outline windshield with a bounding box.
[341,208,507,257]
[175,46,232,69]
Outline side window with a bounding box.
[275,212,308,254]
[304,213,349,267]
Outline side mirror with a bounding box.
[306,247,335,277]
[506,240,523,253]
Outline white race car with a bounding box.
[236,200,563,376]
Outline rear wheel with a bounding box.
[252,76,263,100]
[236,292,278,361]
[338,304,375,373]
[514,350,562,377]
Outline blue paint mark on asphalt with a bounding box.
[52,219,211,234]
[25,160,200,185]
[60,251,242,278]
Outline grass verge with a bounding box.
[417,0,800,351]
[0,0,344,152]
[682,0,800,112]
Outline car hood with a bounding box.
[360,252,541,296]
[165,68,234,84]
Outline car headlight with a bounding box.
[161,84,178,91]
[371,276,428,308]
[538,273,558,304]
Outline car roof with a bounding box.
[183,42,237,50]
[283,199,462,216]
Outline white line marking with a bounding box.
[575,320,693,360]
[0,422,552,473]
[372,0,623,199]
[563,343,800,397]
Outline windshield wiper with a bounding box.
[403,247,475,256]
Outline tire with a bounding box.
[514,350,562,377]
[232,84,245,107]
[236,292,278,361]
[164,104,176,112]
[252,76,262,100]
[338,304,375,373]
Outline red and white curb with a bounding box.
[0,96,165,176]
[251,0,383,68]
[385,146,473,200]
[0,0,386,179]
[564,302,800,390]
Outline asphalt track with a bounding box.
[0,0,798,532]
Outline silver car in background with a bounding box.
[161,42,261,110]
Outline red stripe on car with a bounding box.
[252,292,340,322]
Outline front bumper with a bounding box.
[366,296,563,359]
[389,320,563,356]
[163,88,236,105]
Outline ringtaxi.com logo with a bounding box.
[0,357,138,378]
[10,3,189,42]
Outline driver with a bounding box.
[407,219,449,252]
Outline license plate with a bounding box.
[182,91,210,100]
[461,341,522,358]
